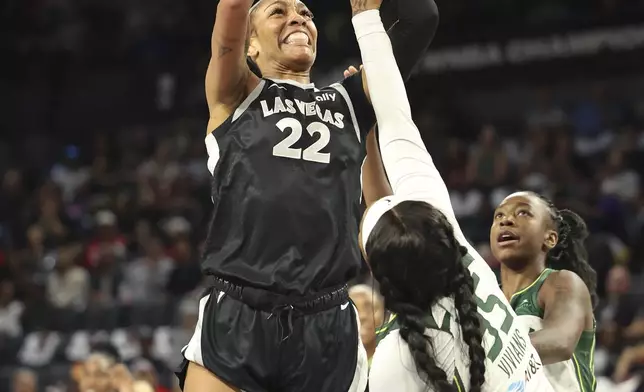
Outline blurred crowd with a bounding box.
[3,0,644,392]
[1,80,644,391]
[0,125,212,391]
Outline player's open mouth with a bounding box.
[497,230,519,246]
[283,31,311,46]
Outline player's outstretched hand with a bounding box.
[350,0,384,15]
[343,65,362,79]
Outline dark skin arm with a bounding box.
[363,128,393,205]
[531,270,594,365]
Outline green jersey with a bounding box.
[510,268,596,392]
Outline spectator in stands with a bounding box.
[46,244,89,311]
[76,351,116,392]
[119,237,173,305]
[595,265,639,376]
[600,147,641,205]
[152,297,198,368]
[12,225,49,286]
[90,251,124,306]
[515,129,551,194]
[165,238,200,298]
[0,280,24,339]
[34,186,72,247]
[0,169,27,246]
[570,83,608,139]
[446,138,484,219]
[131,358,168,392]
[137,140,180,196]
[50,146,90,203]
[86,210,126,268]
[12,368,37,392]
[525,88,567,130]
[466,124,509,191]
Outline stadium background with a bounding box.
[1,0,644,390]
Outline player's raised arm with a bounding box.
[351,8,462,239]
[340,0,438,146]
[206,0,257,134]
[357,0,439,102]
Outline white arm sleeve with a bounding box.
[352,11,466,243]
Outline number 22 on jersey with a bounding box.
[272,117,331,164]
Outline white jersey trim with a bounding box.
[182,293,211,367]
[232,79,266,123]
[267,77,315,90]
[329,83,361,143]
[205,133,220,176]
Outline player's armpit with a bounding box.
[206,0,255,128]
[362,129,392,206]
[531,270,592,365]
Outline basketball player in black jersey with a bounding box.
[177,0,439,391]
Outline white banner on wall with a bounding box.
[419,23,644,73]
[318,23,644,83]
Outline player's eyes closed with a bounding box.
[269,7,313,19]
[301,9,314,19]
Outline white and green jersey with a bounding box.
[363,134,556,391]
[354,14,554,391]
[371,250,554,392]
[510,269,596,392]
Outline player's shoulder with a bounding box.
[539,269,592,308]
[542,269,586,292]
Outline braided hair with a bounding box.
[532,193,598,307]
[366,200,486,392]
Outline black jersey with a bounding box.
[203,75,375,296]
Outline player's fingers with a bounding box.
[344,66,360,79]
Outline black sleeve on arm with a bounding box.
[341,0,439,140]
[384,0,439,81]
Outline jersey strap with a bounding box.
[572,320,597,392]
[509,268,554,318]
[453,368,465,392]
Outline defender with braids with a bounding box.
[367,204,487,392]
[491,192,597,392]
[350,7,554,392]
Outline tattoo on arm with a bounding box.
[218,46,232,58]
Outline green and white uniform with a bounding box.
[371,251,554,392]
[353,10,554,392]
[510,268,596,392]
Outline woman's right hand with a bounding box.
[350,0,384,16]
[343,65,362,79]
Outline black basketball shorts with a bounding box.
[176,277,368,392]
